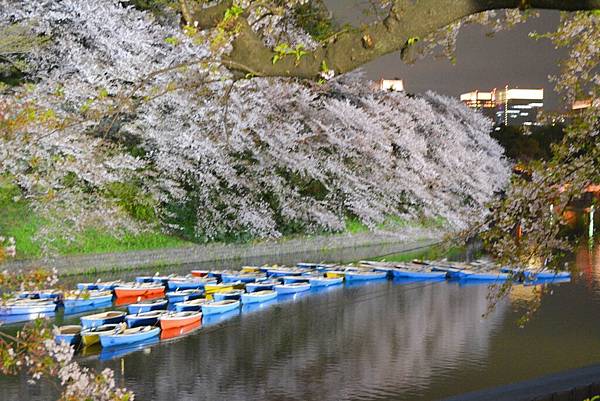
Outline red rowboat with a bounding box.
[190,270,209,277]
[114,284,165,298]
[158,311,202,330]
[160,320,201,340]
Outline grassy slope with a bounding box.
[1,180,445,259]
[0,182,191,259]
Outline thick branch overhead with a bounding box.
[186,0,600,78]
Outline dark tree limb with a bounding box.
[184,0,600,79]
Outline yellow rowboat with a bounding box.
[81,323,123,346]
[325,271,346,279]
[204,283,234,295]
[241,266,261,273]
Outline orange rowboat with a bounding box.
[158,311,202,330]
[160,320,201,340]
[114,284,164,298]
[190,270,209,277]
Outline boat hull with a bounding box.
[274,283,311,294]
[201,301,240,315]
[159,313,202,330]
[100,327,160,348]
[245,282,277,292]
[392,269,447,280]
[114,286,164,298]
[241,291,278,304]
[63,294,113,308]
[344,272,388,281]
[127,299,168,314]
[309,277,343,287]
[0,302,56,315]
[81,313,126,329]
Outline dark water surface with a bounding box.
[2,246,600,401]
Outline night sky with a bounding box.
[326,1,567,111]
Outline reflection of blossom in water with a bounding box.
[119,282,508,401]
[576,244,600,289]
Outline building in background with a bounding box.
[459,86,544,127]
[374,78,404,92]
[459,90,496,120]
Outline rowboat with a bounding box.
[166,289,203,304]
[190,270,209,277]
[135,276,156,283]
[500,267,571,281]
[213,289,244,301]
[240,266,261,273]
[80,324,122,346]
[174,298,208,312]
[76,282,99,291]
[127,298,168,314]
[207,270,236,280]
[204,282,236,295]
[114,283,165,298]
[267,268,307,278]
[17,289,62,300]
[308,277,344,287]
[167,277,216,291]
[0,299,56,315]
[159,311,202,329]
[201,300,240,315]
[273,283,311,294]
[392,264,447,279]
[54,325,82,345]
[125,310,167,328]
[460,271,509,281]
[80,311,126,329]
[62,290,113,308]
[325,271,347,279]
[281,276,311,284]
[160,320,201,340]
[221,273,266,283]
[151,275,174,285]
[96,281,122,291]
[344,271,388,281]
[296,262,319,269]
[245,280,279,293]
[241,290,278,304]
[99,326,161,348]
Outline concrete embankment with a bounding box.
[3,231,442,276]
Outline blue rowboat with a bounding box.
[81,311,126,329]
[461,271,509,281]
[308,277,343,287]
[19,290,62,300]
[167,278,215,291]
[80,324,121,346]
[99,326,160,348]
[535,270,571,280]
[62,291,113,308]
[135,276,156,283]
[267,269,306,278]
[344,271,388,282]
[245,280,278,293]
[502,268,570,281]
[392,268,447,280]
[431,266,466,279]
[296,262,319,269]
[213,289,244,301]
[281,276,311,285]
[221,274,266,283]
[54,325,82,345]
[372,267,395,278]
[152,276,174,285]
[174,298,208,312]
[77,282,99,291]
[166,289,203,304]
[96,281,122,291]
[241,290,278,304]
[98,336,158,361]
[201,299,240,315]
[127,299,168,314]
[125,310,167,328]
[274,283,311,294]
[0,299,56,315]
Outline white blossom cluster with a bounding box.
[0,0,510,243]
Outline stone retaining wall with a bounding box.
[2,232,442,276]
